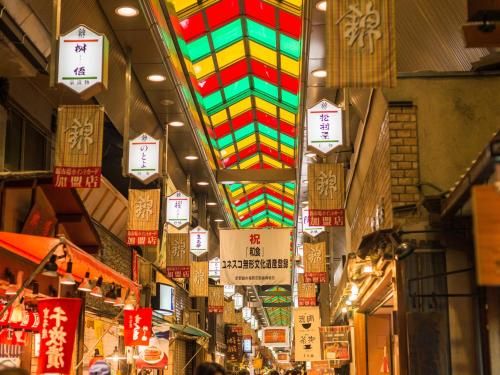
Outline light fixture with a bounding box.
[114,288,124,307]
[78,272,92,292]
[302,200,309,206]
[115,6,139,17]
[104,285,117,304]
[160,99,174,106]
[312,69,327,78]
[206,202,217,206]
[124,292,137,310]
[106,346,126,361]
[302,179,309,184]
[394,242,416,261]
[351,284,359,296]
[185,155,198,160]
[197,181,209,186]
[305,152,316,158]
[345,300,352,306]
[146,74,166,82]
[60,261,75,285]
[6,284,17,296]
[90,276,103,298]
[168,121,184,127]
[9,298,26,324]
[341,306,348,314]
[315,0,327,11]
[362,264,373,274]
[214,219,224,222]
[42,255,59,277]
[221,181,235,185]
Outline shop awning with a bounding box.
[0,232,139,295]
[169,323,211,339]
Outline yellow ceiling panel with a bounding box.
[216,41,245,69]
[249,41,277,67]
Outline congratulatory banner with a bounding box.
[220,228,291,286]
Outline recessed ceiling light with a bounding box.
[221,181,235,185]
[312,69,327,78]
[115,6,139,17]
[146,74,166,82]
[160,99,174,106]
[214,219,224,222]
[207,202,217,206]
[168,121,184,127]
[315,0,327,11]
[197,181,209,186]
[185,155,198,160]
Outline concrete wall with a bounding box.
[384,76,500,192]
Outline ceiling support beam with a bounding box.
[216,168,297,184]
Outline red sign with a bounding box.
[0,305,11,326]
[127,230,159,246]
[38,298,82,374]
[309,209,345,227]
[304,272,328,284]
[20,311,41,332]
[124,308,153,346]
[165,266,190,279]
[54,167,102,188]
[0,328,27,346]
[299,297,317,307]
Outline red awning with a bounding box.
[0,232,139,295]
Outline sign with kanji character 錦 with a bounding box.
[124,308,153,346]
[304,242,328,283]
[294,306,321,361]
[189,261,208,297]
[128,133,161,183]
[37,298,82,374]
[208,285,224,313]
[190,226,209,257]
[298,274,317,306]
[220,229,291,285]
[307,99,343,155]
[54,105,104,188]
[223,299,236,324]
[57,25,108,99]
[165,233,190,278]
[166,191,191,229]
[302,207,325,237]
[308,163,345,227]
[127,189,160,246]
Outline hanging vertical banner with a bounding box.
[165,233,190,278]
[124,308,153,346]
[307,99,343,155]
[208,257,221,280]
[320,326,350,361]
[208,286,224,313]
[223,300,236,324]
[57,25,109,98]
[298,274,317,306]
[224,285,236,298]
[308,163,345,227]
[128,133,161,183]
[37,298,82,374]
[302,207,325,237]
[166,191,191,229]
[242,307,252,322]
[304,242,328,283]
[189,261,209,297]
[54,105,104,188]
[190,226,209,257]
[294,306,321,362]
[127,189,161,246]
[326,0,397,88]
[233,293,244,310]
[220,229,291,285]
[226,325,243,362]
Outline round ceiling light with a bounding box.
[185,155,198,160]
[197,181,209,186]
[214,219,224,222]
[115,6,140,17]
[312,69,327,78]
[168,121,184,127]
[146,74,166,82]
[315,1,327,11]
[207,202,217,206]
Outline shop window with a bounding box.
[4,105,50,172]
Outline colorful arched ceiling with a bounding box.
[155,0,304,229]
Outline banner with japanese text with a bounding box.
[220,229,291,285]
[298,274,317,306]
[223,300,236,324]
[127,189,160,246]
[294,306,321,362]
[38,298,82,374]
[304,242,328,283]
[308,163,345,227]
[165,233,190,278]
[54,105,104,188]
[326,0,397,88]
[262,327,289,348]
[226,325,243,362]
[208,286,224,313]
[124,308,153,346]
[320,326,350,362]
[189,261,209,297]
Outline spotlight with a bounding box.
[115,6,139,17]
[78,272,92,292]
[42,255,58,277]
[394,242,416,261]
[362,264,373,274]
[90,276,104,298]
[341,307,348,314]
[60,261,75,285]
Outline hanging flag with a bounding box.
[37,298,82,375]
[327,0,397,88]
[303,242,328,283]
[190,226,209,257]
[307,99,344,156]
[302,207,325,237]
[208,257,221,280]
[189,261,209,297]
[128,133,161,183]
[298,274,317,306]
[166,191,191,229]
[294,306,321,362]
[208,286,224,313]
[124,308,153,346]
[54,105,104,188]
[225,325,243,362]
[223,300,236,324]
[127,189,161,246]
[308,163,345,227]
[165,233,190,278]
